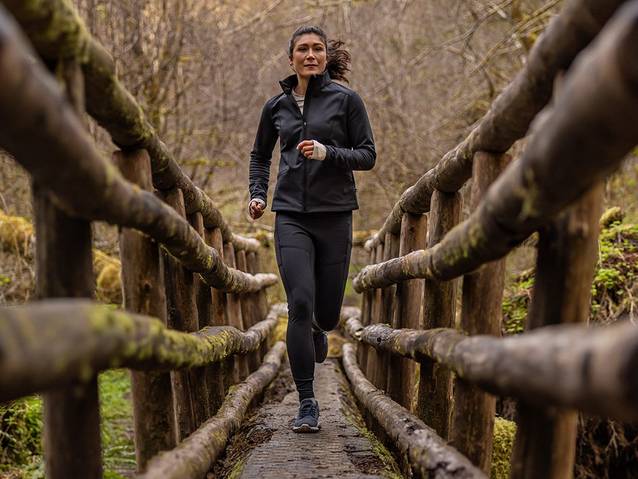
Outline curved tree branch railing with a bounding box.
[0,8,275,294]
[340,2,638,478]
[0,2,285,477]
[365,0,627,251]
[2,0,259,253]
[341,342,486,479]
[353,0,638,292]
[0,300,286,402]
[344,312,638,422]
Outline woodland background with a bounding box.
[1,0,637,478]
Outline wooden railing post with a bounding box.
[223,241,249,383]
[450,151,509,472]
[188,211,211,422]
[204,227,227,414]
[247,250,269,361]
[160,187,198,441]
[416,190,461,438]
[510,183,603,478]
[35,59,102,479]
[365,243,385,387]
[387,212,427,410]
[358,248,375,375]
[373,232,399,391]
[236,248,260,372]
[115,149,175,471]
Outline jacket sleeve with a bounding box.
[324,91,376,171]
[249,100,278,205]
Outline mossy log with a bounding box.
[343,315,638,422]
[354,4,638,291]
[140,341,285,479]
[364,0,627,251]
[1,0,259,253]
[0,11,276,294]
[341,343,486,479]
[0,300,287,402]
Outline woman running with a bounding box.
[248,25,376,432]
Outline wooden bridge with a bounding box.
[1,0,638,478]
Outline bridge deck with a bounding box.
[214,353,402,479]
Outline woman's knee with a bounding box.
[287,288,313,322]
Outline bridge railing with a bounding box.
[0,2,283,477]
[344,1,638,478]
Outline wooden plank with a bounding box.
[34,59,102,479]
[224,241,249,383]
[450,151,509,473]
[247,251,269,361]
[417,189,461,438]
[204,227,227,415]
[387,213,427,410]
[358,249,375,375]
[365,243,385,387]
[510,183,603,479]
[115,148,175,471]
[237,249,260,373]
[188,211,211,423]
[161,187,198,442]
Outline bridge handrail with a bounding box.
[139,341,286,479]
[364,0,625,251]
[2,0,259,253]
[341,342,486,479]
[343,312,638,422]
[0,300,286,403]
[0,7,275,293]
[353,3,638,291]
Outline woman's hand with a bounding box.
[249,199,265,220]
[297,140,326,160]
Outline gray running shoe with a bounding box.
[312,321,328,363]
[292,398,320,433]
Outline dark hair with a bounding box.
[288,25,351,83]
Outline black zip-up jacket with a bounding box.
[249,70,376,212]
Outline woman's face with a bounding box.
[290,33,327,79]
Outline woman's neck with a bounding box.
[294,74,309,96]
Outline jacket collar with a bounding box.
[279,70,332,95]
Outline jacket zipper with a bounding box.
[301,78,314,212]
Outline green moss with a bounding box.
[99,370,135,475]
[0,396,42,468]
[491,417,516,479]
[0,371,134,477]
[226,457,247,479]
[337,378,403,479]
[502,216,638,332]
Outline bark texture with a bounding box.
[354,5,638,291]
[0,301,287,402]
[33,58,102,479]
[417,190,461,438]
[387,213,426,410]
[343,315,638,422]
[341,343,486,479]
[1,0,260,253]
[140,341,286,479]
[364,0,627,250]
[510,184,603,479]
[450,151,509,473]
[0,10,276,294]
[115,148,176,470]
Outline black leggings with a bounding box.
[274,211,352,399]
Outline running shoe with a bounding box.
[292,398,320,433]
